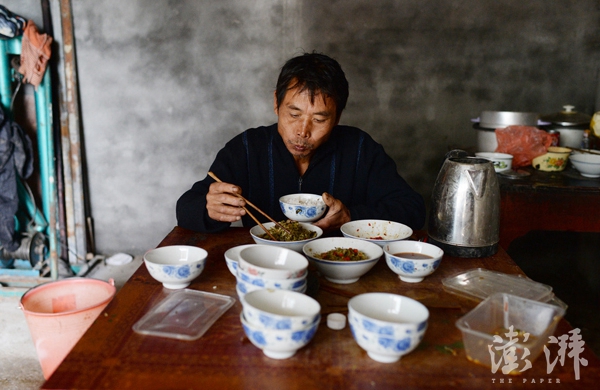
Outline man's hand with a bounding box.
[206,182,246,222]
[313,192,350,230]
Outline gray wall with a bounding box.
[5,1,599,256]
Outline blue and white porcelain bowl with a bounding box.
[241,289,321,330]
[236,278,307,298]
[235,272,307,299]
[383,241,443,283]
[143,245,208,289]
[340,219,413,248]
[348,293,429,363]
[238,245,309,279]
[240,312,320,359]
[237,267,307,290]
[302,237,383,284]
[224,244,255,276]
[279,193,327,222]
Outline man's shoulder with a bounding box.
[243,123,278,137]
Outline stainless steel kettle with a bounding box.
[428,150,500,258]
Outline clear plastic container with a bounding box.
[456,293,566,373]
[133,289,235,341]
[442,268,567,310]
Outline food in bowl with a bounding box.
[303,237,383,284]
[340,220,413,247]
[313,247,368,261]
[250,222,323,253]
[383,241,443,283]
[279,193,327,222]
[259,220,318,241]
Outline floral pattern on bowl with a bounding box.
[532,147,571,172]
[281,204,326,220]
[279,194,326,222]
[240,312,320,359]
[389,258,441,275]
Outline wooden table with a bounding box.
[43,227,600,389]
[499,166,600,250]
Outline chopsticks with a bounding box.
[207,171,291,240]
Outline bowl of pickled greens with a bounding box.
[302,237,383,284]
[249,220,323,253]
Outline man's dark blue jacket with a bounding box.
[176,124,425,233]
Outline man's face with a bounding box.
[274,86,339,163]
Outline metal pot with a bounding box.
[540,105,592,148]
[474,111,539,152]
[428,150,500,258]
[479,111,539,129]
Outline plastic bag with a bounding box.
[495,126,552,168]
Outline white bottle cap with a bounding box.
[327,313,346,330]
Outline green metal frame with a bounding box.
[0,37,59,282]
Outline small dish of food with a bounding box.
[249,220,323,253]
[340,220,413,247]
[279,193,327,222]
[302,237,383,284]
[383,240,443,283]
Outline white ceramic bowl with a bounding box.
[383,241,444,283]
[569,151,600,178]
[340,220,413,247]
[236,280,307,299]
[249,222,323,253]
[475,152,514,172]
[240,312,320,359]
[236,278,307,298]
[279,193,327,222]
[302,237,383,284]
[143,245,208,289]
[224,244,255,276]
[348,293,429,363]
[242,289,321,330]
[236,267,307,291]
[238,245,308,279]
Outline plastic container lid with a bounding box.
[133,289,235,340]
[442,268,555,303]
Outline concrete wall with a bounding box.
[4,1,599,256]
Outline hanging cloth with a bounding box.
[0,105,34,252]
[0,5,26,39]
[19,20,52,89]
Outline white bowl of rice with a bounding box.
[279,194,327,222]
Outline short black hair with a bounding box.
[275,52,349,121]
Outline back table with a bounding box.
[42,227,599,389]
